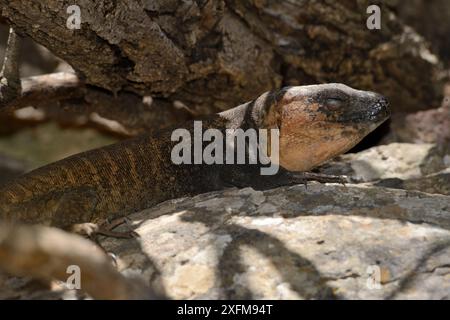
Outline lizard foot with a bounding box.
[289,172,348,189]
[70,222,99,237]
[70,218,138,239]
[97,217,139,239]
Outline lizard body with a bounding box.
[0,84,390,230]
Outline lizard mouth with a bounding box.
[348,97,390,123]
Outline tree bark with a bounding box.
[393,0,450,65]
[0,0,443,127]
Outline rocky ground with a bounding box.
[1,141,449,300]
[101,182,450,299]
[99,142,450,300]
[0,56,448,299]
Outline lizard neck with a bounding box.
[218,99,265,131]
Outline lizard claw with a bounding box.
[130,230,140,238]
[96,229,139,239]
[99,217,139,239]
[73,216,139,239]
[289,172,349,186]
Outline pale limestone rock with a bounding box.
[99,183,450,300]
[318,143,448,182]
[2,143,450,300]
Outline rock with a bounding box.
[316,143,449,182]
[316,143,450,196]
[382,83,450,147]
[2,141,450,299]
[394,0,450,64]
[97,183,450,300]
[386,105,450,146]
[375,168,450,196]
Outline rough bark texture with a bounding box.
[0,0,443,125]
[0,72,193,135]
[394,0,450,65]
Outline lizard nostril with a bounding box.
[375,97,391,118]
[374,97,389,111]
[367,96,390,121]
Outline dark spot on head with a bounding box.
[306,84,390,126]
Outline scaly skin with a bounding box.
[0,84,390,230]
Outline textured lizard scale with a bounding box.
[0,84,390,229]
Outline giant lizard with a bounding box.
[0,84,390,236]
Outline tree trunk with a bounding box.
[0,0,443,131]
[393,0,450,65]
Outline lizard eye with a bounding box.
[325,97,345,110]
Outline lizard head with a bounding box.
[261,83,390,172]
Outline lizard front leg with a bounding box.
[221,165,347,191]
[285,171,347,188]
[51,188,136,239]
[94,217,138,239]
[50,188,99,228]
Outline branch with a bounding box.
[0,72,193,136]
[0,27,21,105]
[1,0,442,114]
[1,72,82,110]
[0,223,160,299]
